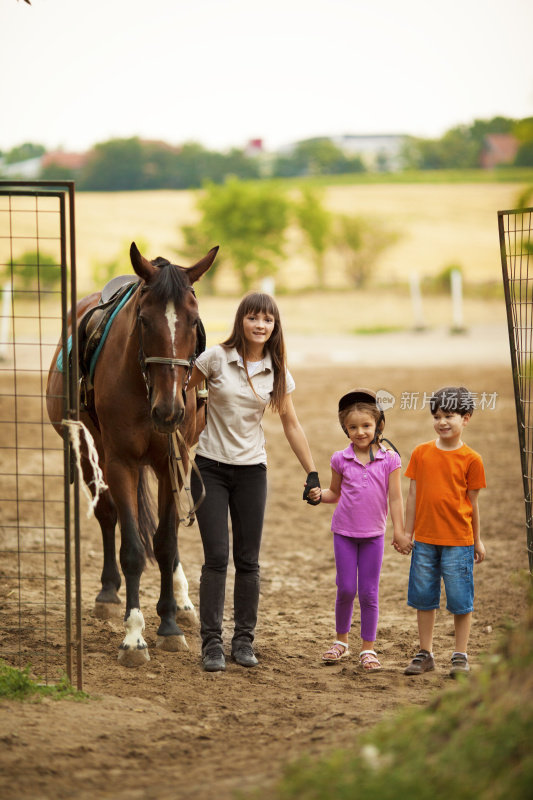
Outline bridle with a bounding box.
[134,287,205,526]
[136,304,196,401]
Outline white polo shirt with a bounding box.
[194,344,295,465]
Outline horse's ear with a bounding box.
[130,242,157,282]
[185,246,219,285]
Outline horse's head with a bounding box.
[130,242,218,433]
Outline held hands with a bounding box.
[474,540,486,563]
[303,472,321,505]
[392,531,413,555]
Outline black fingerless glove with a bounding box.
[303,471,321,505]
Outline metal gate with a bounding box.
[498,206,533,575]
[0,181,82,687]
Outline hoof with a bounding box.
[118,644,150,667]
[94,601,122,620]
[176,606,198,624]
[156,634,189,652]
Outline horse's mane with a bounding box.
[148,258,189,304]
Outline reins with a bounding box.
[168,429,206,526]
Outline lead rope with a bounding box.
[62,419,108,518]
[168,428,206,526]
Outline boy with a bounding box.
[403,386,486,678]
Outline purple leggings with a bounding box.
[333,533,385,640]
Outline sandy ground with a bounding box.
[0,351,529,800]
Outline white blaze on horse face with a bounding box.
[165,301,178,401]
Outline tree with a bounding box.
[91,238,150,290]
[2,251,60,290]
[401,117,518,170]
[78,138,145,191]
[332,215,400,288]
[273,138,365,177]
[195,178,290,292]
[175,224,225,295]
[294,187,332,288]
[3,142,45,165]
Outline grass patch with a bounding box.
[0,660,89,702]
[256,588,533,800]
[273,167,533,188]
[350,325,404,335]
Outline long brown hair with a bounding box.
[222,292,287,413]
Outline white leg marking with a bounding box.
[174,562,194,611]
[165,301,178,404]
[118,608,150,666]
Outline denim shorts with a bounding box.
[407,541,474,615]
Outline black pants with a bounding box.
[191,456,267,653]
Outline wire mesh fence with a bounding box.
[499,206,533,575]
[0,182,82,687]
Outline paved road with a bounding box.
[286,324,512,368]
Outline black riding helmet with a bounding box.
[338,387,399,462]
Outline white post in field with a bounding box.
[0,282,11,361]
[260,277,276,296]
[409,273,425,330]
[450,269,465,332]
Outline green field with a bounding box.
[1,176,530,332]
[71,179,530,296]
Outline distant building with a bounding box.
[0,150,89,179]
[330,134,407,171]
[244,138,264,157]
[0,155,43,179]
[278,133,407,171]
[479,134,519,169]
[41,151,89,171]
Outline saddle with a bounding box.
[79,278,139,387]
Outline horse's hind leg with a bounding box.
[77,444,121,618]
[93,489,122,619]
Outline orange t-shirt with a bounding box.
[405,440,486,546]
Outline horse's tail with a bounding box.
[137,466,156,562]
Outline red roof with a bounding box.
[41,151,89,170]
[480,134,519,168]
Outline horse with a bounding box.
[46,242,218,666]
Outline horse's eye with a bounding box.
[139,316,148,328]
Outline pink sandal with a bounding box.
[360,650,381,671]
[322,640,350,663]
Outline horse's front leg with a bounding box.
[154,479,189,652]
[173,552,197,622]
[106,460,150,667]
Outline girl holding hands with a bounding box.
[188,293,319,672]
[308,389,411,671]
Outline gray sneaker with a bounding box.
[231,644,258,667]
[404,649,435,675]
[450,653,470,678]
[202,646,226,672]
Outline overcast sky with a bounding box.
[2,0,533,154]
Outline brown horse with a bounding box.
[46,242,217,666]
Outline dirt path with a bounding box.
[0,364,528,800]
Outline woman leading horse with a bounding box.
[46,242,217,666]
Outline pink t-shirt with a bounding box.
[330,445,401,538]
